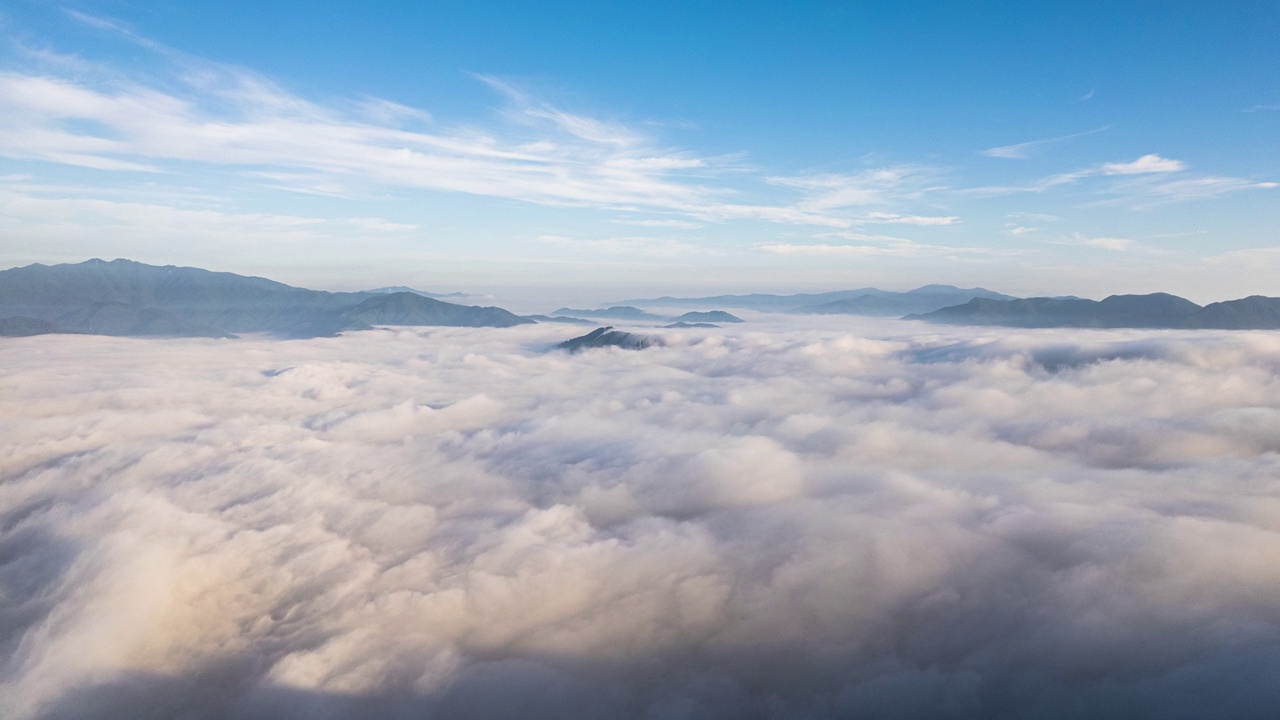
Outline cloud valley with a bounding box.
[3,321,1280,719]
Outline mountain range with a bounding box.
[0,259,530,338]
[547,307,744,324]
[6,259,1279,338]
[616,285,1016,315]
[909,293,1280,329]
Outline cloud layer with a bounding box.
[3,321,1280,719]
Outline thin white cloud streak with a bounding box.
[1117,175,1280,206]
[979,126,1109,159]
[1007,212,1061,222]
[3,323,1280,717]
[761,242,915,257]
[766,167,946,212]
[611,218,705,229]
[865,212,960,226]
[966,153,1275,204]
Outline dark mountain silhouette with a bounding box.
[909,293,1205,328]
[910,297,1096,327]
[0,259,534,338]
[556,326,659,352]
[340,292,531,328]
[1182,296,1280,329]
[672,311,743,323]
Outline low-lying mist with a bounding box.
[3,321,1280,719]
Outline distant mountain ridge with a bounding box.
[8,260,1277,337]
[910,293,1280,329]
[546,306,745,324]
[0,259,530,338]
[363,286,480,300]
[672,311,743,323]
[617,285,1016,315]
[550,306,668,321]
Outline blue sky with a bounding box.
[0,1,1277,301]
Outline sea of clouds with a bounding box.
[3,319,1280,719]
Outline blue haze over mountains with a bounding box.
[615,285,1019,315]
[4,259,1280,339]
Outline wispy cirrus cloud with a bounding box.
[0,17,944,233]
[765,167,946,212]
[968,153,1275,205]
[865,211,959,226]
[760,238,1001,258]
[0,66,716,209]
[610,218,704,229]
[1113,174,1280,208]
[980,126,1109,159]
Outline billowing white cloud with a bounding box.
[1079,235,1136,251]
[1102,154,1187,175]
[4,320,1280,718]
